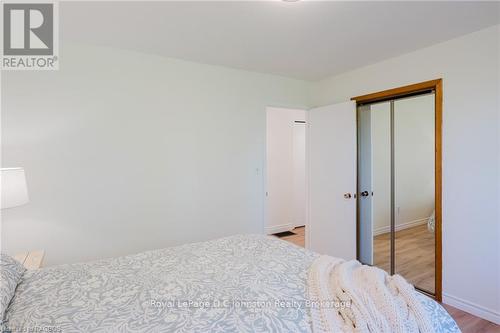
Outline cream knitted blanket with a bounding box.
[308,255,435,333]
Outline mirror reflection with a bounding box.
[358,93,436,295]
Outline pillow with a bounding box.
[0,254,25,320]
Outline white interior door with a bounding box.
[308,101,357,260]
[292,122,307,227]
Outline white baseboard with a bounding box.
[266,223,293,235]
[443,293,500,325]
[373,218,428,236]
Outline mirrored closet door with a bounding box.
[357,92,436,296]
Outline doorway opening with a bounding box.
[265,107,307,248]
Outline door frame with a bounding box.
[264,107,308,235]
[351,79,443,302]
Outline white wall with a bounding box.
[1,43,311,266]
[313,25,500,323]
[265,107,306,234]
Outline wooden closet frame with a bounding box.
[351,79,443,302]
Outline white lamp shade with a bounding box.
[1,168,29,209]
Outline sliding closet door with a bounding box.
[357,93,436,295]
[308,101,357,260]
[394,94,435,294]
[358,101,392,269]
[370,102,392,274]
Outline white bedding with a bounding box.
[2,235,459,332]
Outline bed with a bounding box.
[1,235,459,332]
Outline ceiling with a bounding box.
[61,1,500,81]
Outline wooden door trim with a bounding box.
[351,79,442,105]
[352,79,443,302]
[434,79,443,302]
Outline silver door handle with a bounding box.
[361,191,369,197]
[344,193,352,199]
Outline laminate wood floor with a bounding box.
[274,226,305,247]
[374,224,435,293]
[274,226,500,333]
[442,304,500,333]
